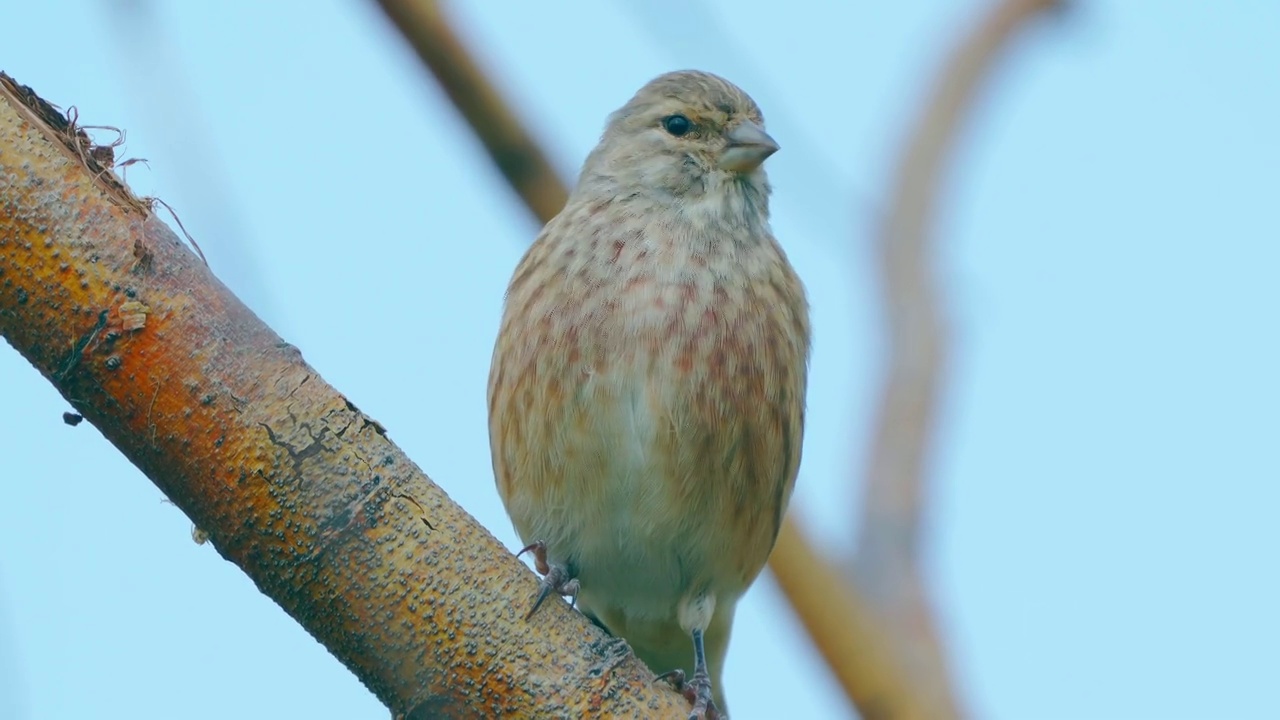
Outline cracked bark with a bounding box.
[0,72,686,719]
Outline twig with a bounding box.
[372,0,569,226]
[857,0,1063,580]
[799,0,1061,717]
[771,518,924,717]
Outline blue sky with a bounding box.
[2,1,1277,718]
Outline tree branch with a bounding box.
[775,1,1065,719]
[372,0,570,226]
[0,72,686,720]
[857,0,1062,581]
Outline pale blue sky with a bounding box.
[2,1,1277,719]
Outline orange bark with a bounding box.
[0,73,685,719]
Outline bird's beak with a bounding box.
[718,121,780,172]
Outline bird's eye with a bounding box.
[662,114,692,137]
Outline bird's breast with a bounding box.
[490,216,807,620]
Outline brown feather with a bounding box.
[488,70,809,713]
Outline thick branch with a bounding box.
[372,0,570,226]
[0,73,685,720]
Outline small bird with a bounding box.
[488,70,809,719]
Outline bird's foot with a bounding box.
[656,668,724,720]
[516,541,580,619]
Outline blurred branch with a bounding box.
[784,0,1064,718]
[771,519,922,717]
[372,0,569,225]
[859,0,1062,597]
[0,73,686,720]
[858,0,1062,577]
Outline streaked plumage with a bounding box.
[488,70,809,718]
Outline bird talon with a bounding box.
[656,668,689,697]
[517,541,578,618]
[517,541,551,575]
[686,667,720,720]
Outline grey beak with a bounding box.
[718,121,780,172]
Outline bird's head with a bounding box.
[579,70,778,209]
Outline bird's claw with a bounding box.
[527,565,580,619]
[518,541,579,619]
[656,668,724,720]
[656,668,686,690]
[517,541,551,574]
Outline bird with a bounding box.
[488,69,809,719]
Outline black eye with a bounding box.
[662,114,691,137]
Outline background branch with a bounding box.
[372,0,569,226]
[846,1,1062,717]
[858,0,1063,578]
[0,73,686,720]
